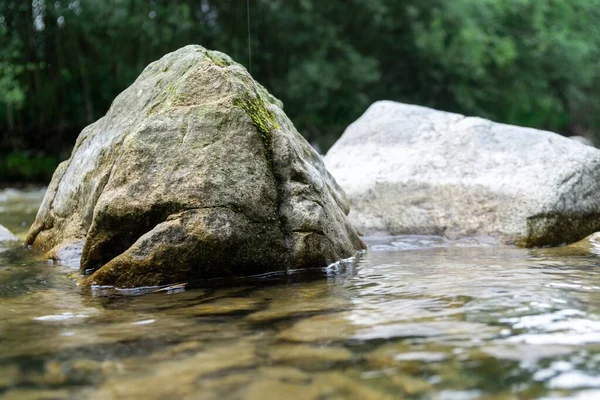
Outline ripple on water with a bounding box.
[1,205,600,399]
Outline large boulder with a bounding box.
[26,45,364,287]
[324,101,600,246]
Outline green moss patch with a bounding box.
[234,91,279,168]
[205,51,233,68]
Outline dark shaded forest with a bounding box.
[1,0,599,182]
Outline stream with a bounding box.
[0,189,599,399]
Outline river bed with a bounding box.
[0,189,599,399]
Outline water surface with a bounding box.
[0,189,599,399]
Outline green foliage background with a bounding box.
[1,0,599,182]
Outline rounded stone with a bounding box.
[325,101,600,247]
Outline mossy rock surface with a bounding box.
[26,45,364,288]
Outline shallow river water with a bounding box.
[0,189,599,399]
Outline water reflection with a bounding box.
[0,189,599,399]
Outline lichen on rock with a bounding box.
[26,45,364,288]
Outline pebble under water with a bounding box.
[0,189,599,400]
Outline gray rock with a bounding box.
[26,45,364,287]
[569,136,594,147]
[0,225,18,242]
[324,101,600,246]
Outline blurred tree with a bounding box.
[0,2,26,141]
[398,0,600,133]
[0,0,599,182]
